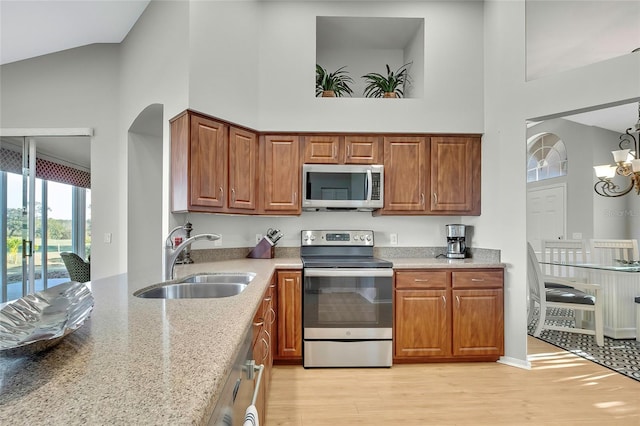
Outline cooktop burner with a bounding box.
[301,256,393,269]
[300,230,393,269]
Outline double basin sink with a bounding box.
[134,272,256,299]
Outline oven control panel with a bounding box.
[301,230,374,246]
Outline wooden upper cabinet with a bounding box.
[303,135,381,164]
[190,115,227,210]
[303,135,340,164]
[228,127,258,211]
[170,112,227,213]
[430,136,481,215]
[344,135,381,164]
[262,135,301,214]
[382,136,427,212]
[170,111,258,214]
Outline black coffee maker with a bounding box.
[446,224,467,259]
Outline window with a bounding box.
[527,133,567,182]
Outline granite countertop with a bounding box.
[0,257,301,426]
[0,254,503,425]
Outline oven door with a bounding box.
[303,268,393,340]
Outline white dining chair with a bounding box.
[540,239,587,277]
[589,239,639,265]
[527,242,604,346]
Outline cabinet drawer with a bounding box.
[452,270,503,288]
[395,271,448,289]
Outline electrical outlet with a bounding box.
[390,233,398,245]
[256,234,263,244]
[572,232,583,239]
[214,236,222,246]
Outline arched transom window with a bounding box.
[527,133,567,182]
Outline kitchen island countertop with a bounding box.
[0,257,301,426]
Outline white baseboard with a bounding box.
[497,356,531,370]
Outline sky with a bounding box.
[6,172,77,220]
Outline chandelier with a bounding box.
[593,102,640,197]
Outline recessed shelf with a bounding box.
[316,16,424,99]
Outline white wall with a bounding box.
[481,0,640,365]
[256,1,484,132]
[188,1,260,127]
[0,44,121,279]
[127,104,163,285]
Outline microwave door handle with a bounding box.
[366,169,373,201]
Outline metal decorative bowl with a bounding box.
[0,281,94,356]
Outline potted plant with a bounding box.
[316,64,354,97]
[362,62,412,98]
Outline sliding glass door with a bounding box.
[1,135,91,303]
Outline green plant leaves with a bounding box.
[316,64,354,97]
[316,62,412,98]
[362,62,412,98]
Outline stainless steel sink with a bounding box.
[178,272,256,285]
[134,272,256,299]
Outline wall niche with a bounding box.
[316,16,424,99]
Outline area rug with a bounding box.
[528,308,640,382]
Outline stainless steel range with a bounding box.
[301,230,393,368]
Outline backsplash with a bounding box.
[190,246,500,263]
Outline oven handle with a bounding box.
[304,268,393,278]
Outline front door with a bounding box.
[527,184,566,251]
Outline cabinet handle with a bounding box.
[456,295,460,308]
[219,187,223,199]
[293,191,297,204]
[261,338,269,360]
[333,145,337,158]
[441,295,446,309]
[264,296,272,302]
[231,188,236,203]
[414,279,429,282]
[433,192,438,205]
[268,307,276,324]
[421,193,425,207]
[471,278,485,282]
[253,319,265,327]
[346,145,350,157]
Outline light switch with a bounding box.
[390,233,398,245]
[104,233,112,244]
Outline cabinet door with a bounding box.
[430,136,480,214]
[263,135,301,213]
[382,136,427,212]
[189,115,227,209]
[344,135,381,164]
[394,289,451,357]
[277,270,302,359]
[452,288,504,357]
[228,127,258,211]
[303,135,340,163]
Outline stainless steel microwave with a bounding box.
[302,164,384,211]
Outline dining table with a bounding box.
[540,260,640,339]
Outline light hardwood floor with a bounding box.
[266,337,640,425]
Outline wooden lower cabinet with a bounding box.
[275,270,302,362]
[251,276,276,423]
[394,268,504,362]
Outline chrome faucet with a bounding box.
[164,232,221,281]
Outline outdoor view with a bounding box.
[4,171,91,302]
